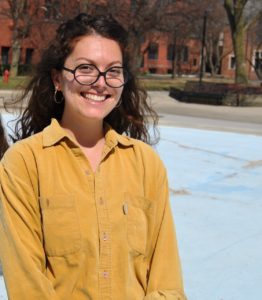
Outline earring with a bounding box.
[54,89,64,104]
[115,98,122,108]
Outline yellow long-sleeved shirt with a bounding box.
[0,118,186,300]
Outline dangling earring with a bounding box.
[54,88,64,104]
[115,98,122,108]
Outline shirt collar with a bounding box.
[43,118,134,148]
[104,123,134,148]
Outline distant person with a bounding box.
[0,116,8,158]
[0,14,186,299]
[3,69,10,84]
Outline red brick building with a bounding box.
[0,0,261,81]
[0,0,78,75]
[0,1,39,70]
[221,27,262,81]
[141,36,201,75]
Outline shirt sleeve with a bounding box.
[0,146,60,300]
[144,159,187,300]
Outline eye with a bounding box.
[77,64,96,74]
[107,67,123,76]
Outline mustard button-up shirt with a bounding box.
[0,119,186,300]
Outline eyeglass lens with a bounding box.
[74,64,127,87]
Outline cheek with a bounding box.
[61,79,81,94]
[115,87,124,100]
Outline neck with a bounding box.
[60,116,105,148]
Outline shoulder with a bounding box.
[1,132,43,169]
[111,128,164,169]
[126,137,167,177]
[132,137,163,161]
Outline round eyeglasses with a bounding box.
[62,64,129,88]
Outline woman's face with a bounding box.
[53,34,124,124]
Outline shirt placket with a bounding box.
[95,142,115,300]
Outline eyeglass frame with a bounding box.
[61,64,130,88]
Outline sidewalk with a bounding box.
[0,123,261,300]
[148,91,262,135]
[157,126,262,300]
[2,89,262,124]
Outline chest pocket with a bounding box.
[125,196,154,255]
[40,194,81,256]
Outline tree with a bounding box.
[162,0,228,78]
[202,0,228,76]
[159,1,197,78]
[224,0,262,84]
[0,0,79,77]
[0,0,40,77]
[86,0,176,73]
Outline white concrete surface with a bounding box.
[1,113,262,299]
[156,126,262,300]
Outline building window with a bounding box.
[218,32,224,46]
[193,58,197,66]
[229,55,236,69]
[148,43,158,60]
[1,47,10,65]
[25,48,34,64]
[176,45,188,63]
[149,68,157,74]
[140,56,144,68]
[254,51,262,72]
[181,46,188,63]
[44,0,61,19]
[167,44,174,61]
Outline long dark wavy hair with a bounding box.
[12,13,158,144]
[0,116,9,159]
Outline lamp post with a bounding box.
[199,10,208,85]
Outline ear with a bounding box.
[51,69,62,91]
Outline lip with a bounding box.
[80,92,110,102]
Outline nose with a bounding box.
[93,74,107,89]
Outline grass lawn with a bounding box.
[0,76,29,90]
[139,75,237,91]
[139,77,187,91]
[0,75,187,91]
[0,74,256,92]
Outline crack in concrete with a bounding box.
[169,188,191,196]
[162,138,247,162]
[205,231,262,259]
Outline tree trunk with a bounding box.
[10,38,20,77]
[234,23,248,84]
[127,33,143,74]
[207,41,215,76]
[171,33,177,79]
[224,0,249,85]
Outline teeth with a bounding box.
[82,93,107,102]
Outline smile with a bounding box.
[81,93,109,102]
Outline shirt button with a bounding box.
[103,232,108,241]
[103,271,109,278]
[85,170,90,176]
[99,197,104,205]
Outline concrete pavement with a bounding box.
[1,89,262,135]
[148,91,262,135]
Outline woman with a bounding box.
[0,14,186,300]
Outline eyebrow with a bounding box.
[75,58,123,68]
